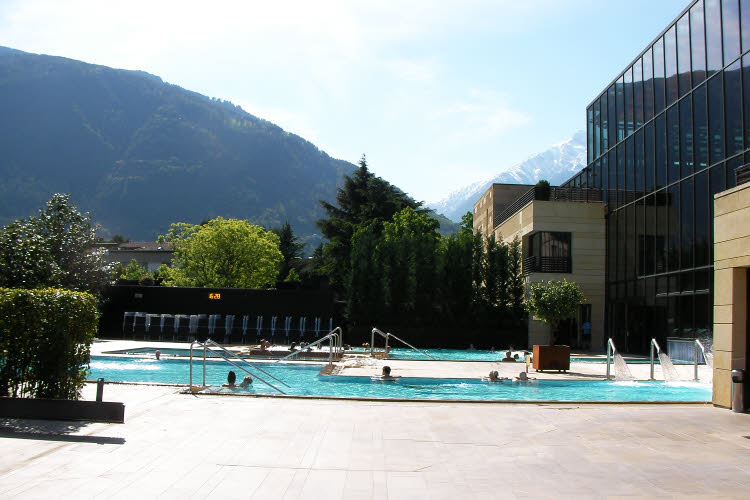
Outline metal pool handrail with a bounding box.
[649,338,662,381]
[275,326,343,365]
[694,339,708,381]
[606,338,616,380]
[189,340,287,394]
[203,339,290,388]
[371,328,436,360]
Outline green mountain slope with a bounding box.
[0,47,356,240]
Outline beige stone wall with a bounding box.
[495,201,606,350]
[473,184,533,237]
[713,183,750,408]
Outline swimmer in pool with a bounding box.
[515,371,536,381]
[222,370,237,387]
[373,365,400,380]
[240,376,253,388]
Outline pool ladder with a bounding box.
[370,328,436,360]
[275,327,344,365]
[189,339,291,394]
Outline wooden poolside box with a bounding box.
[533,345,570,372]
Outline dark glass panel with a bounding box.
[657,275,668,295]
[681,177,694,269]
[601,155,609,199]
[645,121,655,191]
[724,60,743,156]
[679,295,694,336]
[601,91,609,152]
[626,136,635,194]
[742,0,750,52]
[608,84,617,147]
[667,105,680,184]
[723,0,741,65]
[708,73,724,164]
[627,203,636,279]
[691,0,707,85]
[587,106,594,164]
[706,0,723,75]
[617,76,625,141]
[668,183,680,272]
[608,212,617,282]
[625,68,634,136]
[656,188,668,273]
[618,204,627,281]
[683,271,694,292]
[726,155,741,189]
[593,99,601,160]
[693,84,709,170]
[617,144,625,205]
[634,58,644,128]
[635,199,645,276]
[743,55,750,148]
[593,160,601,189]
[695,269,710,291]
[654,37,666,113]
[694,170,710,267]
[667,295,679,336]
[609,150,617,208]
[680,96,694,177]
[635,129,645,195]
[665,26,679,106]
[643,48,655,121]
[655,113,667,188]
[677,14,692,97]
[644,194,656,274]
[694,294,711,340]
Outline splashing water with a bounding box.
[613,352,635,380]
[658,351,680,381]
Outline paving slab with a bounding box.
[1,383,749,498]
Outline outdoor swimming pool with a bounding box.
[88,356,712,402]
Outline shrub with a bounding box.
[0,288,98,399]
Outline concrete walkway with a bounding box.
[1,383,749,499]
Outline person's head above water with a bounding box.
[518,371,528,381]
[382,365,391,376]
[227,370,237,385]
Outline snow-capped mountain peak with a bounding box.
[427,131,586,221]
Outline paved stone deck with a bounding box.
[1,383,749,499]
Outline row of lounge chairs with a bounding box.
[121,312,333,344]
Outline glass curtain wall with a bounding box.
[565,0,750,352]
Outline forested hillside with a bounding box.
[0,46,356,242]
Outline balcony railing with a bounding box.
[736,163,750,186]
[523,256,571,275]
[494,186,602,228]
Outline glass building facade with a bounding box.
[562,0,750,353]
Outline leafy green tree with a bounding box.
[271,221,305,280]
[438,212,475,324]
[118,259,152,280]
[284,268,301,282]
[317,155,421,287]
[379,208,440,324]
[525,279,584,343]
[161,217,282,288]
[507,236,525,316]
[0,194,112,294]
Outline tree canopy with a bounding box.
[160,217,282,288]
[525,279,584,332]
[0,193,111,294]
[317,155,421,286]
[271,220,305,281]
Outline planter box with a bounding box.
[0,397,125,423]
[533,345,570,372]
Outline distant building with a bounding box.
[97,241,174,272]
[472,183,533,237]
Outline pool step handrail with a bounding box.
[371,328,437,360]
[189,340,288,394]
[606,338,615,380]
[650,338,661,381]
[694,339,709,381]
[275,327,343,365]
[203,339,291,388]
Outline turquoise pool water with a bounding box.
[87,356,711,402]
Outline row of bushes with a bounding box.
[0,288,98,399]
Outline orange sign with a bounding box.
[208,293,221,300]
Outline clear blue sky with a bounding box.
[0,0,689,202]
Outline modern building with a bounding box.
[96,241,174,272]
[474,0,750,408]
[472,183,533,236]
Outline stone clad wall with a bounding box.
[713,183,750,408]
[495,200,606,350]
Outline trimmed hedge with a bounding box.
[0,288,98,399]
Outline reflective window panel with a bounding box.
[723,0,741,65]
[665,25,679,106]
[724,60,743,156]
[691,0,707,85]
[708,73,725,164]
[677,14,692,97]
[680,96,694,177]
[693,84,709,170]
[706,0,723,75]
[654,37,666,113]
[643,47,655,121]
